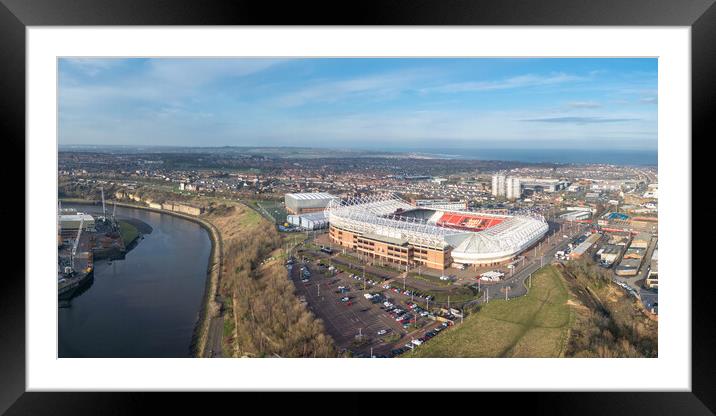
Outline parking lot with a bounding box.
[287,221,586,357]
[312,221,581,289]
[289,257,449,357]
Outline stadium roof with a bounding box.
[327,194,548,262]
[286,192,337,200]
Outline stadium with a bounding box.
[326,194,548,271]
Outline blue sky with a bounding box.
[58,58,657,150]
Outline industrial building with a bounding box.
[615,258,642,276]
[608,234,630,246]
[327,194,548,270]
[630,232,652,248]
[623,246,646,260]
[598,212,630,228]
[59,213,95,231]
[598,244,622,265]
[569,233,600,258]
[566,206,596,213]
[285,192,339,215]
[629,216,658,234]
[287,211,329,230]
[614,237,648,276]
[560,210,592,221]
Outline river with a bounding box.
[58,203,212,358]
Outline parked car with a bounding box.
[377,329,387,335]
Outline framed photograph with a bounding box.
[3,0,711,413]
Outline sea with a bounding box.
[394,148,658,166]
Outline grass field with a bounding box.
[118,220,140,246]
[408,272,452,287]
[252,199,288,224]
[409,265,572,357]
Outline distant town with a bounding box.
[58,146,658,359]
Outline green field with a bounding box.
[252,200,288,224]
[408,272,452,287]
[409,265,572,357]
[118,220,140,246]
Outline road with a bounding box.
[204,314,224,358]
[303,221,587,309]
[203,295,225,357]
[464,221,588,308]
[612,237,658,311]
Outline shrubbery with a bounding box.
[217,206,338,358]
[562,259,657,358]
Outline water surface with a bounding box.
[58,203,212,358]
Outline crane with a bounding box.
[70,218,84,273]
[100,187,107,222]
[112,201,117,230]
[57,201,62,238]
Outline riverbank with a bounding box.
[60,198,222,358]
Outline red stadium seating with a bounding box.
[436,213,505,231]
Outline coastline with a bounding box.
[60,198,222,358]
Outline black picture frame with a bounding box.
[1,0,711,414]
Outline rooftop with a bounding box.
[290,211,328,221]
[286,192,338,201]
[59,213,95,222]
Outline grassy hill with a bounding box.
[408,265,572,358]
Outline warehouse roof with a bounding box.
[633,232,652,242]
[59,213,95,222]
[572,233,600,255]
[617,258,642,269]
[292,211,328,221]
[601,244,621,254]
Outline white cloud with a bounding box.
[62,58,124,76]
[567,100,602,109]
[271,70,429,107]
[146,58,285,88]
[420,72,585,94]
[59,58,287,112]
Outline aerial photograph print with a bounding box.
[57,57,658,358]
